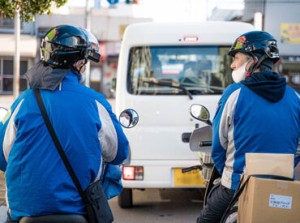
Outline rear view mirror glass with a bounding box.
[190,104,210,122]
[119,109,139,128]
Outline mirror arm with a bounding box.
[206,120,212,126]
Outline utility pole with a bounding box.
[13,7,20,99]
[254,12,263,31]
[85,0,91,87]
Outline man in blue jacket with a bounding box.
[197,31,300,222]
[0,25,129,221]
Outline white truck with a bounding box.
[115,21,255,208]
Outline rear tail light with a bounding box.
[122,166,144,180]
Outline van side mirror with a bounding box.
[119,109,139,128]
[190,104,212,126]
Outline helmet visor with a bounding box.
[84,30,101,62]
[232,36,247,50]
[229,36,247,56]
[45,27,87,49]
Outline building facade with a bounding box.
[243,0,300,92]
[0,18,37,95]
[210,0,300,93]
[0,3,151,96]
[1,0,299,95]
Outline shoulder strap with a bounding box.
[34,88,89,204]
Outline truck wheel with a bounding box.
[118,188,133,208]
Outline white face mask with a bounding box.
[120,116,130,127]
[232,61,249,83]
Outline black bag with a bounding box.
[34,89,113,223]
[85,180,113,223]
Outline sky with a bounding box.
[63,0,244,22]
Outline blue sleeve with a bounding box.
[108,110,129,165]
[97,97,129,165]
[0,95,24,171]
[0,119,8,171]
[211,84,241,174]
[212,101,227,174]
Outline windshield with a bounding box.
[127,46,233,96]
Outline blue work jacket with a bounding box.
[212,71,300,190]
[0,71,128,220]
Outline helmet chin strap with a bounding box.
[71,66,81,76]
[72,59,88,80]
[246,54,268,77]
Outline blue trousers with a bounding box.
[197,183,235,223]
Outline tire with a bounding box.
[118,188,133,208]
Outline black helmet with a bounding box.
[40,25,100,68]
[228,31,279,63]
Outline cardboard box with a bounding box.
[245,153,294,179]
[238,176,300,223]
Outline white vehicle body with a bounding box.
[115,21,254,207]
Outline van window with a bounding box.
[127,46,233,95]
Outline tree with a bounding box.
[0,0,67,21]
[0,0,68,98]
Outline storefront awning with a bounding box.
[0,34,38,58]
